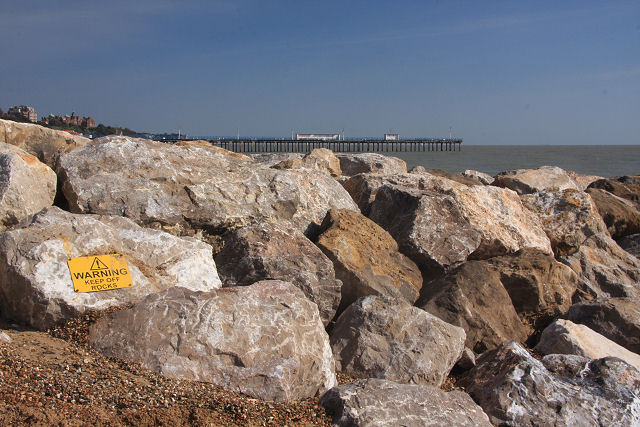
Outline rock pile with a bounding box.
[0,124,639,424]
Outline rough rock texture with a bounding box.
[89,281,336,402]
[0,119,88,168]
[214,222,341,326]
[463,169,494,185]
[566,170,602,191]
[567,298,640,353]
[175,140,253,161]
[336,153,407,177]
[586,187,640,239]
[521,189,608,256]
[455,347,477,371]
[58,137,358,237]
[330,296,465,387]
[493,165,582,195]
[618,233,640,258]
[0,206,221,330]
[588,175,640,207]
[315,209,422,312]
[341,173,388,216]
[559,232,640,300]
[319,379,491,427]
[535,319,640,370]
[249,153,303,167]
[414,168,483,186]
[418,249,577,353]
[367,174,552,279]
[0,143,57,230]
[274,148,341,178]
[459,341,640,426]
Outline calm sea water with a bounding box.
[386,145,640,178]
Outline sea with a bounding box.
[385,145,640,178]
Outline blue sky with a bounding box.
[1,0,638,144]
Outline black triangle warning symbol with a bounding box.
[90,257,109,271]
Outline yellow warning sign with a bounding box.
[67,254,133,293]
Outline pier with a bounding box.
[161,138,463,153]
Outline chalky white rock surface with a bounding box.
[0,207,220,330]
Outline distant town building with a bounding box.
[384,133,399,141]
[296,133,340,141]
[42,112,96,128]
[7,105,37,122]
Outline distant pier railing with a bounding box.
[159,138,463,153]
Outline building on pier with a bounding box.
[296,133,340,141]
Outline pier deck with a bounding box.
[161,138,463,153]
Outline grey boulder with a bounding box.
[330,296,465,387]
[493,165,581,195]
[336,153,407,177]
[535,319,640,371]
[0,143,57,230]
[320,379,491,427]
[460,341,640,426]
[58,137,358,238]
[0,206,221,330]
[89,280,336,402]
[214,222,341,326]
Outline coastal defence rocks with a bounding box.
[320,379,492,427]
[535,319,640,371]
[493,165,582,194]
[0,143,57,230]
[89,281,336,403]
[315,209,422,312]
[418,249,577,352]
[214,222,341,326]
[336,152,407,177]
[0,118,88,168]
[0,206,221,330]
[57,137,358,239]
[460,341,640,426]
[330,296,465,387]
[361,173,552,279]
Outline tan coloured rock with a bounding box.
[418,249,577,353]
[58,137,358,238]
[588,175,640,208]
[0,143,57,230]
[336,153,407,177]
[535,319,640,371]
[273,148,341,178]
[174,140,253,161]
[559,233,640,300]
[315,209,422,312]
[567,298,640,353]
[331,296,465,387]
[89,281,337,402]
[586,187,640,239]
[521,189,608,256]
[493,165,581,195]
[214,222,341,326]
[0,206,221,330]
[0,119,88,167]
[463,169,494,185]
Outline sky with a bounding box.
[1,0,638,144]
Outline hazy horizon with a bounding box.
[1,1,638,145]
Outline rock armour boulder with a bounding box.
[493,165,581,195]
[336,153,407,177]
[330,295,465,387]
[586,187,640,239]
[214,222,341,326]
[0,119,88,168]
[58,137,358,238]
[89,281,336,402]
[460,341,640,426]
[0,143,56,230]
[535,319,640,371]
[315,209,422,312]
[418,249,577,353]
[320,379,491,427]
[521,189,608,256]
[0,206,221,330]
